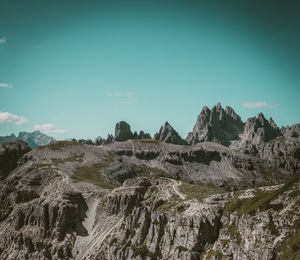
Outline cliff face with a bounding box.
[0,140,30,180]
[0,140,299,260]
[84,176,300,260]
[83,177,226,260]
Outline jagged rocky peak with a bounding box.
[17,131,56,148]
[113,121,134,142]
[243,113,281,142]
[154,121,188,145]
[282,123,300,138]
[112,121,152,142]
[186,102,244,146]
[230,113,282,154]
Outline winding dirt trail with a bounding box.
[171,180,186,200]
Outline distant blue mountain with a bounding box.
[0,131,55,148]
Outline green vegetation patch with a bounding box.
[179,182,224,202]
[276,224,300,260]
[136,139,160,144]
[132,239,149,258]
[38,141,82,150]
[72,153,116,189]
[177,245,189,252]
[109,237,118,246]
[52,153,84,164]
[35,153,84,169]
[153,199,177,212]
[131,164,166,176]
[224,174,300,216]
[267,218,279,236]
[205,249,224,260]
[153,199,167,211]
[177,204,189,213]
[223,224,242,244]
[220,239,230,247]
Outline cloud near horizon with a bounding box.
[0,112,28,125]
[0,83,12,88]
[240,101,279,108]
[0,36,7,44]
[34,124,68,134]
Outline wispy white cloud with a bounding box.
[240,101,279,108]
[125,92,136,98]
[34,124,68,134]
[0,112,28,125]
[107,92,121,97]
[0,83,13,88]
[0,36,7,44]
[120,100,133,104]
[108,91,136,104]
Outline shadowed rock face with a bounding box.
[186,103,244,146]
[113,121,134,142]
[133,130,152,140]
[102,121,151,144]
[154,122,188,145]
[0,140,30,180]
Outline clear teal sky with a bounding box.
[1,0,300,139]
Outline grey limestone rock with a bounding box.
[113,121,134,142]
[186,103,244,146]
[154,121,188,145]
[282,123,300,138]
[230,113,282,154]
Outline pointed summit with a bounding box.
[243,113,281,142]
[154,121,188,145]
[231,113,282,154]
[186,103,244,146]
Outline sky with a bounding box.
[1,0,300,140]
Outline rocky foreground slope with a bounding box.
[0,137,299,260]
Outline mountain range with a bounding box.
[0,103,299,260]
[0,131,55,148]
[2,103,299,152]
[92,103,299,156]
